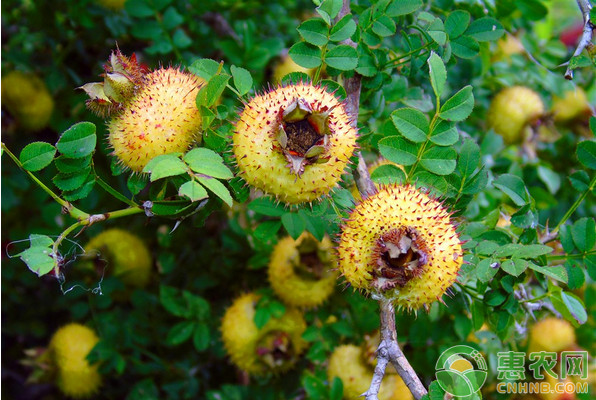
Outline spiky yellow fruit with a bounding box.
[49,323,102,398]
[84,228,152,288]
[337,185,462,311]
[1,71,54,131]
[327,344,412,400]
[221,292,307,375]
[487,86,545,144]
[551,88,590,123]
[268,233,337,308]
[272,54,315,84]
[108,67,204,172]
[233,82,358,204]
[529,317,576,353]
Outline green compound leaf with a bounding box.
[571,217,596,252]
[391,108,429,143]
[445,10,470,39]
[378,136,418,166]
[166,321,195,346]
[183,148,233,180]
[372,16,396,37]
[316,0,343,23]
[330,14,356,42]
[248,197,286,217]
[451,35,480,59]
[439,85,474,121]
[420,146,457,175]
[324,45,358,71]
[427,18,447,45]
[56,122,97,159]
[196,176,233,207]
[289,42,323,69]
[20,142,56,172]
[282,212,306,240]
[576,140,596,170]
[189,58,221,81]
[143,154,187,181]
[54,155,92,174]
[386,0,422,17]
[428,51,446,99]
[230,65,253,96]
[297,18,329,47]
[62,176,95,201]
[430,120,459,146]
[493,174,530,206]
[466,17,504,42]
[193,323,210,351]
[53,168,91,191]
[179,181,209,202]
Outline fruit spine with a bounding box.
[221,292,307,375]
[268,233,337,308]
[337,184,463,311]
[233,82,357,204]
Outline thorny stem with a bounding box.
[1,142,90,220]
[336,1,427,399]
[565,0,595,80]
[553,174,596,233]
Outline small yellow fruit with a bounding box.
[529,317,576,353]
[84,228,152,288]
[221,292,307,375]
[233,82,358,204]
[272,54,316,84]
[108,67,205,172]
[96,0,126,10]
[49,323,102,398]
[487,86,545,144]
[327,344,412,400]
[1,71,54,131]
[492,34,525,62]
[337,184,462,311]
[551,88,590,123]
[268,233,337,308]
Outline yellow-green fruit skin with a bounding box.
[85,228,152,288]
[337,185,462,310]
[268,234,337,308]
[221,292,307,375]
[272,55,315,84]
[1,71,54,131]
[487,86,544,144]
[49,323,102,398]
[233,83,357,204]
[551,89,590,123]
[529,317,576,353]
[327,345,412,400]
[108,67,204,172]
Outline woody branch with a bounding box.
[565,0,595,80]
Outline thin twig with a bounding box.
[565,0,595,79]
[335,1,427,398]
[202,12,241,43]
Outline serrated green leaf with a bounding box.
[317,0,342,21]
[196,74,230,108]
[230,65,253,96]
[429,120,458,146]
[528,263,568,283]
[476,258,498,283]
[282,212,306,240]
[143,155,187,181]
[571,217,596,252]
[298,18,329,46]
[537,165,561,194]
[569,170,590,192]
[253,221,282,243]
[188,58,221,81]
[321,80,347,99]
[131,19,162,39]
[458,139,480,176]
[372,16,396,37]
[466,17,504,42]
[379,136,418,166]
[166,321,194,346]
[53,168,91,191]
[324,45,358,71]
[183,148,233,179]
[427,18,446,45]
[462,167,487,195]
[18,246,56,276]
[330,14,356,42]
[179,181,209,202]
[420,146,456,175]
[391,108,429,143]
[370,164,406,185]
[172,29,192,48]
[19,142,56,172]
[428,52,446,98]
[29,234,54,248]
[56,122,97,159]
[289,42,323,69]
[576,140,596,170]
[54,155,92,174]
[552,291,587,325]
[248,197,286,216]
[162,6,183,30]
[196,176,233,207]
[125,0,154,17]
[439,85,474,121]
[386,0,422,17]
[451,35,480,59]
[445,10,470,39]
[329,377,344,400]
[62,176,95,201]
[493,174,529,206]
[160,285,189,317]
[193,323,210,351]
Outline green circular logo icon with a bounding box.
[435,345,488,399]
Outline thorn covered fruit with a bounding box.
[49,323,102,398]
[233,82,357,204]
[337,184,463,311]
[1,71,54,131]
[528,317,576,353]
[268,233,337,308]
[487,86,545,144]
[107,67,205,172]
[551,88,591,123]
[84,228,152,289]
[327,344,412,400]
[221,292,307,375]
